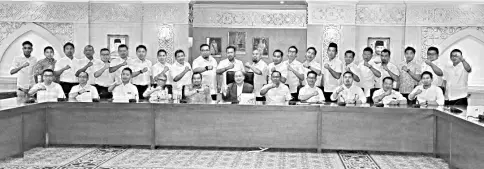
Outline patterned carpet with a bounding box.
[0,147,448,169]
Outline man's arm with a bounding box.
[461,59,472,73]
[327,67,342,79]
[76,62,93,77]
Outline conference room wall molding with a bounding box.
[406,4,484,26]
[308,3,356,25]
[0,2,89,23]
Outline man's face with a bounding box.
[118,47,128,59]
[43,71,54,83]
[252,50,261,63]
[157,51,167,64]
[44,49,54,59]
[307,73,316,86]
[271,72,281,85]
[375,45,384,55]
[64,45,74,57]
[121,70,131,83]
[155,76,167,87]
[192,74,202,86]
[305,49,315,62]
[427,50,439,61]
[421,74,432,86]
[381,52,390,64]
[176,52,185,64]
[234,71,244,84]
[227,48,235,61]
[383,79,393,91]
[22,44,33,56]
[100,50,110,62]
[272,52,283,65]
[405,50,415,62]
[201,46,210,58]
[362,51,372,61]
[78,72,88,84]
[84,46,94,58]
[137,48,147,60]
[327,47,337,59]
[288,48,297,61]
[450,51,461,64]
[344,53,354,64]
[343,73,353,86]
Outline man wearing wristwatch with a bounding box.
[69,71,99,102]
[357,47,381,100]
[398,47,421,101]
[130,45,152,99]
[302,47,322,87]
[184,73,211,104]
[192,44,218,95]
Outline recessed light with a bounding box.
[280,1,285,4]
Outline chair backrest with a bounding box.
[226,71,254,86]
[181,85,186,100]
[439,86,445,96]
[368,88,380,104]
[152,84,173,94]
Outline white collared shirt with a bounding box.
[55,56,80,83]
[10,55,37,89]
[260,83,292,105]
[341,62,361,87]
[170,61,192,94]
[322,58,343,92]
[144,86,171,102]
[110,57,134,83]
[152,62,173,85]
[112,82,139,103]
[77,58,104,85]
[93,61,115,87]
[357,59,379,97]
[302,60,322,87]
[267,62,288,82]
[130,58,152,86]
[298,85,324,102]
[410,85,444,106]
[217,58,245,88]
[443,62,470,100]
[192,56,218,94]
[372,88,406,105]
[69,84,100,102]
[376,62,399,88]
[249,61,268,97]
[330,84,366,103]
[31,82,65,103]
[236,83,244,97]
[283,60,304,93]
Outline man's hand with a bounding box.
[121,60,128,66]
[142,67,148,73]
[86,62,93,67]
[64,65,71,70]
[22,62,30,68]
[227,63,234,69]
[324,63,330,69]
[364,61,372,68]
[184,66,191,72]
[401,66,409,72]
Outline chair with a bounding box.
[226,71,254,85]
[368,88,380,104]
[439,86,445,96]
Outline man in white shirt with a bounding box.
[409,71,444,106]
[10,41,37,97]
[377,49,399,89]
[298,71,324,103]
[331,71,366,104]
[108,67,139,103]
[267,50,288,83]
[443,49,472,105]
[75,45,103,86]
[143,73,171,102]
[260,71,292,105]
[193,44,218,95]
[93,48,115,99]
[216,46,245,89]
[357,47,381,100]
[28,69,65,103]
[372,77,407,105]
[342,50,361,85]
[170,50,192,96]
[302,47,322,87]
[245,49,268,97]
[322,43,343,101]
[284,46,305,100]
[399,47,422,100]
[55,42,83,97]
[422,47,444,87]
[109,44,132,82]
[151,49,173,87]
[130,45,152,99]
[69,71,100,102]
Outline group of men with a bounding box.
[10,40,472,106]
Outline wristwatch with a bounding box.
[205,66,209,70]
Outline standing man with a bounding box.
[245,49,268,97]
[151,49,173,87]
[267,50,288,83]
[193,44,218,95]
[76,45,103,86]
[298,71,324,103]
[109,44,132,82]
[55,42,79,97]
[443,49,472,105]
[302,47,322,87]
[342,50,361,84]
[170,49,192,96]
[216,46,245,89]
[93,48,115,99]
[130,45,152,99]
[398,47,421,100]
[377,49,399,89]
[422,47,444,87]
[283,46,305,100]
[322,42,343,101]
[10,41,37,97]
[69,71,100,102]
[331,71,366,104]
[357,47,381,100]
[33,46,56,83]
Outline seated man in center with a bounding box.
[373,77,407,105]
[260,71,292,105]
[408,71,445,106]
[221,70,254,102]
[68,71,100,102]
[109,67,139,103]
[143,73,172,102]
[330,71,366,104]
[299,71,324,103]
[184,72,212,104]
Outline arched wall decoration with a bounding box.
[439,28,484,54]
[158,24,175,64]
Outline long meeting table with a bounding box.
[0,98,482,169]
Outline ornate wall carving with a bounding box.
[34,22,73,44]
[0,22,27,47]
[0,2,88,23]
[407,5,484,26]
[143,3,189,24]
[321,24,342,60]
[193,8,307,28]
[309,4,356,25]
[158,24,175,64]
[90,3,143,23]
[356,4,406,25]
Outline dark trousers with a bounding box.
[445,97,468,106]
[94,84,112,99]
[59,81,78,98]
[323,92,334,102]
[135,85,149,100]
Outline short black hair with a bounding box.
[43,69,54,75]
[157,49,167,55]
[451,49,462,55]
[288,46,298,53]
[405,46,416,54]
[100,48,110,53]
[307,47,317,55]
[63,42,74,50]
[427,46,439,54]
[192,72,202,80]
[136,45,147,52]
[44,46,54,53]
[174,49,185,58]
[118,44,128,50]
[421,71,433,79]
[307,70,317,77]
[273,49,284,57]
[381,49,391,55]
[78,71,89,78]
[383,76,394,83]
[122,67,133,75]
[328,42,338,52]
[271,70,281,77]
[363,47,373,54]
[226,45,236,52]
[22,41,33,47]
[200,44,209,50]
[344,50,355,58]
[343,71,354,78]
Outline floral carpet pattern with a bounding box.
[0,147,448,169]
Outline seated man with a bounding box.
[408,71,444,106]
[330,71,366,104]
[108,68,139,103]
[28,69,65,103]
[184,72,212,104]
[299,71,324,103]
[222,70,254,102]
[373,77,407,105]
[143,74,172,102]
[260,71,292,105]
[68,71,100,102]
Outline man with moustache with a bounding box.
[151,49,173,87]
[221,70,254,102]
[33,46,56,83]
[193,44,218,96]
[331,71,366,104]
[171,50,192,96]
[357,47,381,100]
[377,49,399,89]
[76,45,103,86]
[302,47,322,87]
[245,49,268,97]
[55,42,81,97]
[443,49,472,105]
[373,77,407,105]
[260,71,292,105]
[109,44,132,83]
[322,43,343,101]
[130,45,152,99]
[184,73,212,104]
[398,47,422,100]
[216,46,245,89]
[342,50,361,84]
[10,41,37,97]
[267,50,288,83]
[93,48,115,99]
[421,47,444,87]
[283,46,305,100]
[298,71,324,103]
